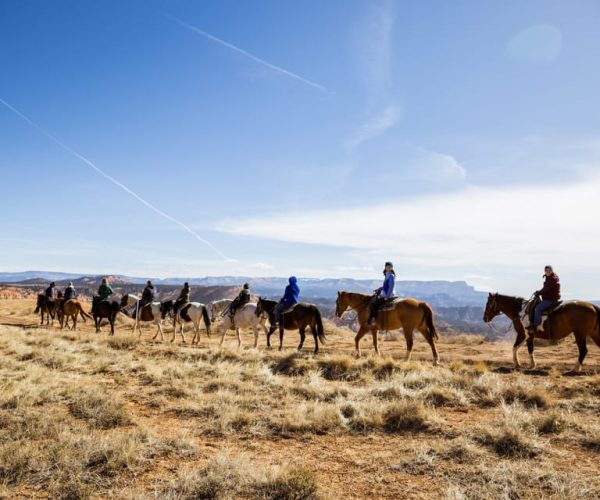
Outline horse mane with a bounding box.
[494,293,527,304]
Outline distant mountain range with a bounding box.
[0,271,487,307]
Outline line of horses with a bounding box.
[34,290,600,371]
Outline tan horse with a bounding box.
[59,299,92,331]
[484,293,600,372]
[335,291,440,364]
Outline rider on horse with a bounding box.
[529,265,561,335]
[227,283,251,319]
[367,262,396,326]
[45,282,58,299]
[93,278,114,314]
[133,281,155,319]
[174,282,191,314]
[59,282,77,313]
[273,277,300,328]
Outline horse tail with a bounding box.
[202,305,211,337]
[420,302,439,340]
[78,303,93,321]
[314,307,327,344]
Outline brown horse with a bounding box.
[92,300,121,335]
[255,298,326,354]
[34,294,59,325]
[335,291,440,364]
[59,299,93,331]
[483,293,600,372]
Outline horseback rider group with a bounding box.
[40,263,565,340]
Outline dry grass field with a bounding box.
[1,299,600,499]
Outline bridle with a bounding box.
[484,294,532,335]
[336,293,369,322]
[484,294,514,335]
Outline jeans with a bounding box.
[273,301,292,325]
[533,299,554,327]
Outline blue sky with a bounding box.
[1,0,600,297]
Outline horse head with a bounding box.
[120,294,130,308]
[483,293,501,323]
[160,300,173,319]
[335,291,349,318]
[255,297,264,317]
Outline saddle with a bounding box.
[282,303,298,315]
[180,303,192,322]
[379,297,400,312]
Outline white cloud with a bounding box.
[346,104,402,148]
[506,24,563,64]
[358,0,396,102]
[217,178,600,276]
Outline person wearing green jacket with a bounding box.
[93,278,114,314]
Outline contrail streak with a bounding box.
[163,12,331,93]
[0,97,231,261]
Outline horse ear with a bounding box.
[337,291,340,297]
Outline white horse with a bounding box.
[120,294,168,340]
[172,302,211,344]
[209,299,269,349]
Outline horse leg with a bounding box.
[236,328,241,349]
[354,326,369,357]
[252,325,259,349]
[109,316,115,336]
[372,327,380,356]
[298,327,306,352]
[72,315,77,332]
[403,328,414,361]
[266,326,275,349]
[573,334,588,372]
[526,336,536,369]
[278,326,285,351]
[94,316,100,333]
[155,321,164,342]
[179,323,186,343]
[512,329,526,369]
[170,320,177,343]
[419,326,440,366]
[311,326,319,355]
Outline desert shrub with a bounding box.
[318,355,361,381]
[271,354,311,376]
[67,387,131,429]
[475,426,540,458]
[278,403,344,434]
[536,411,568,434]
[106,335,139,350]
[260,466,319,500]
[503,383,552,409]
[383,401,430,433]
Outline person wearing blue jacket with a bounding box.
[367,262,396,326]
[273,276,300,327]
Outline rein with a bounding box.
[485,294,532,335]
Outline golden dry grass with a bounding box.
[1,299,600,498]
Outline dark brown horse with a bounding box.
[335,291,440,364]
[34,294,58,325]
[483,293,600,372]
[255,298,326,354]
[92,300,121,335]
